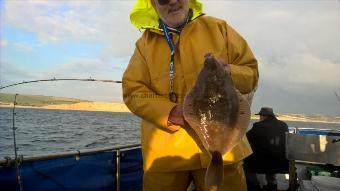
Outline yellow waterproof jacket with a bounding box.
[123,13,258,172]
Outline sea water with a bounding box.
[0,108,339,158]
[0,108,140,158]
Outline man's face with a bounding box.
[152,0,189,28]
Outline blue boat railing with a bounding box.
[0,144,142,191]
[288,127,340,136]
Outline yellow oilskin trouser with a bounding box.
[123,1,259,190]
[143,162,246,191]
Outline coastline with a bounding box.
[0,102,131,113]
[252,115,340,124]
[1,102,339,124]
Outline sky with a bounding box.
[0,0,339,116]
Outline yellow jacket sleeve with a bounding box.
[122,38,179,132]
[227,24,259,94]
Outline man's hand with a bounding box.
[168,104,185,126]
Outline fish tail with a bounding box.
[205,151,224,191]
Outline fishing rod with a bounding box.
[0,78,122,90]
[335,91,340,103]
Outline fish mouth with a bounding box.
[204,54,218,71]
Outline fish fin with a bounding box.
[219,90,251,154]
[236,90,251,131]
[183,120,209,154]
[183,92,211,153]
[205,151,224,191]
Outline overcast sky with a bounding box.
[0,0,339,116]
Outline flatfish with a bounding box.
[183,53,251,190]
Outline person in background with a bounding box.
[245,107,289,191]
[123,0,258,190]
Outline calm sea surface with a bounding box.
[1,108,340,158]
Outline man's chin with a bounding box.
[167,17,186,28]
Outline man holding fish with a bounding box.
[123,0,259,190]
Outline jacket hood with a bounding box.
[130,0,203,29]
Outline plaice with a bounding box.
[183,53,251,190]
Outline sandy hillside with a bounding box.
[0,101,130,112]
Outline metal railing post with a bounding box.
[288,160,297,191]
[116,149,121,191]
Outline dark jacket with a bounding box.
[244,117,289,173]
